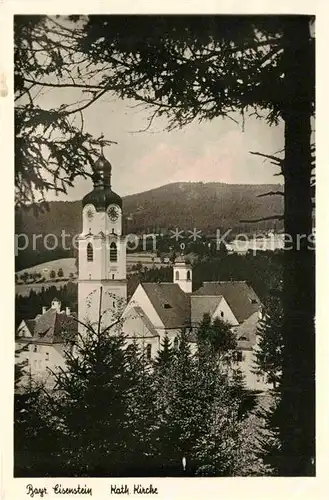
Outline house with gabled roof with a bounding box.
[15,298,77,386]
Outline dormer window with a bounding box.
[249,297,258,304]
[163,303,172,309]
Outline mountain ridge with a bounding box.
[16,181,284,236]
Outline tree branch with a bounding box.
[23,77,104,90]
[240,215,283,223]
[257,191,284,198]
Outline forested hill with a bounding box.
[16,181,284,237]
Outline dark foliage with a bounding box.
[15,325,263,477]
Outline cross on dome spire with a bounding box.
[99,133,105,156]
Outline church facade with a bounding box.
[15,152,269,392]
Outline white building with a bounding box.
[15,298,77,387]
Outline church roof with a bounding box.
[141,282,191,329]
[192,281,260,324]
[83,153,122,210]
[17,308,77,344]
[82,186,122,211]
[93,154,112,173]
[190,295,224,326]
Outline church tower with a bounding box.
[173,255,192,294]
[78,151,127,332]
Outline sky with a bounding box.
[37,78,285,202]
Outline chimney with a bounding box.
[42,306,47,315]
[66,306,71,316]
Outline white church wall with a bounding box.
[212,297,239,326]
[236,349,269,392]
[126,285,165,330]
[78,282,127,333]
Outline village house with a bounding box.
[15,298,77,386]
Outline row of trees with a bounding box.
[16,271,43,283]
[15,316,270,477]
[16,267,71,284]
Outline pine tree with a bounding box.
[14,343,28,392]
[154,330,206,475]
[253,296,283,389]
[197,313,237,357]
[124,340,159,475]
[192,339,265,476]
[193,394,267,476]
[49,325,132,476]
[153,332,173,371]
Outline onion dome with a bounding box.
[82,153,122,211]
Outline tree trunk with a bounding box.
[278,16,315,476]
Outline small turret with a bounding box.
[51,298,61,313]
[173,255,192,294]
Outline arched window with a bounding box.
[186,270,191,280]
[87,243,93,262]
[146,343,152,360]
[110,242,117,262]
[173,337,179,349]
[175,270,180,280]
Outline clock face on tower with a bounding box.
[107,205,120,222]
